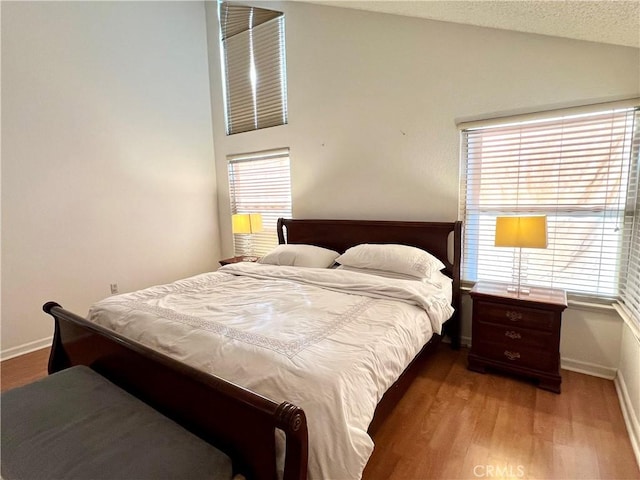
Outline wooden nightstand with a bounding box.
[219,256,259,266]
[467,281,567,393]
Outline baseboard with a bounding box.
[560,356,617,380]
[615,370,640,469]
[1,336,52,362]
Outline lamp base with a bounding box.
[237,235,256,260]
[506,285,530,296]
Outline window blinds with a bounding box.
[618,110,640,329]
[460,107,639,300]
[228,148,292,256]
[219,3,287,135]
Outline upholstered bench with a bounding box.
[1,366,235,480]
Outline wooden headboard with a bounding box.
[277,218,462,349]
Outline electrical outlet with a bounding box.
[110,283,119,294]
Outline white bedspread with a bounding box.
[88,263,453,480]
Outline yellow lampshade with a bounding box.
[232,213,263,234]
[495,216,548,249]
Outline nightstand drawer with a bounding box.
[472,340,557,371]
[475,300,556,331]
[473,322,553,351]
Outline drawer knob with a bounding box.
[505,330,522,339]
[504,350,521,361]
[505,311,523,321]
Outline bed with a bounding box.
[48,218,461,480]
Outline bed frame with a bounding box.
[277,218,462,434]
[44,218,461,478]
[44,302,308,480]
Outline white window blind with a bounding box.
[218,2,287,135]
[618,109,640,329]
[228,148,291,256]
[460,106,639,300]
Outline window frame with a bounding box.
[227,148,292,257]
[616,108,640,333]
[458,102,639,303]
[218,2,288,135]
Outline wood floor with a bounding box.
[1,347,50,392]
[2,345,639,479]
[364,344,640,480]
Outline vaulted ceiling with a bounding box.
[301,1,640,48]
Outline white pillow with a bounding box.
[335,243,445,279]
[336,265,424,281]
[259,244,340,268]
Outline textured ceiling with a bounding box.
[301,0,640,48]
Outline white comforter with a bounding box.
[88,263,453,480]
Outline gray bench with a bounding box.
[1,366,234,480]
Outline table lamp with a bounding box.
[495,215,548,295]
[232,213,263,261]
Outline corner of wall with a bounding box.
[615,366,640,469]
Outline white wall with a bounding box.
[616,322,640,465]
[560,306,624,378]
[205,2,639,374]
[1,1,219,357]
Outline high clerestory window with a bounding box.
[459,102,639,311]
[218,2,288,135]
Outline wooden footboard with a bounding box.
[44,302,308,480]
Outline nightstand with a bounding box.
[219,256,259,266]
[467,281,567,393]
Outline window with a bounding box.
[218,2,287,135]
[228,148,292,256]
[618,111,640,330]
[459,104,639,301]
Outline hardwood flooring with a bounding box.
[364,344,639,480]
[2,344,638,479]
[1,347,50,392]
